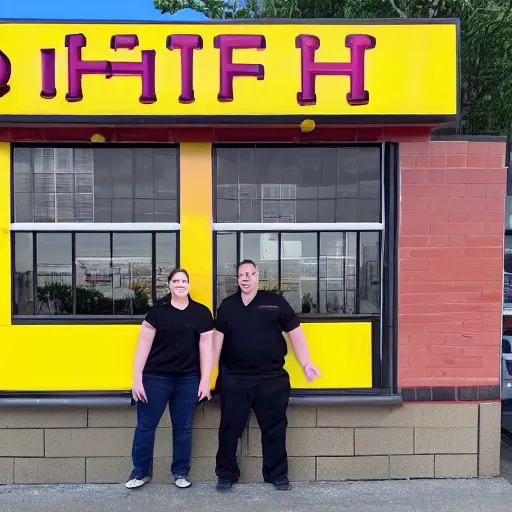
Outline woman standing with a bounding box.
[125,268,214,489]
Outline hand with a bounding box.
[198,379,212,401]
[132,379,147,403]
[303,362,322,382]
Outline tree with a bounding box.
[154,0,512,135]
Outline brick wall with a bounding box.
[399,140,506,388]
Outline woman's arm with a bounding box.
[132,320,156,402]
[198,330,214,399]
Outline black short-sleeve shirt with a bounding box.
[215,290,300,374]
[143,297,214,375]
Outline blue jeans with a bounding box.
[130,372,199,480]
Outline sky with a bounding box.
[0,0,209,21]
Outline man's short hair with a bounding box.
[236,259,257,274]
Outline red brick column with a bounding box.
[398,140,506,388]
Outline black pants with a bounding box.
[215,370,290,484]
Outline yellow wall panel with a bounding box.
[179,142,213,310]
[0,322,371,391]
[0,325,139,391]
[286,322,372,389]
[0,142,11,326]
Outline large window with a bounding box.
[215,146,380,223]
[216,231,380,315]
[11,144,180,319]
[12,232,178,316]
[214,145,382,315]
[13,146,178,223]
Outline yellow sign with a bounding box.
[0,21,458,120]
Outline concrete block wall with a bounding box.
[0,402,500,484]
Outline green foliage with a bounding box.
[154,0,512,135]
[37,282,151,315]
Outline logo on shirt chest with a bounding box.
[258,305,280,311]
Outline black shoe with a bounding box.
[216,479,234,492]
[273,481,290,491]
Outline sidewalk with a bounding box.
[2,479,512,512]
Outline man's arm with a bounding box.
[213,330,225,367]
[287,326,322,381]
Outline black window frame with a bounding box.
[212,143,399,394]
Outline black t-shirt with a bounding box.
[143,298,214,375]
[215,290,301,375]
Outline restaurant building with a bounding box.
[0,17,505,483]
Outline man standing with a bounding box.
[213,259,321,492]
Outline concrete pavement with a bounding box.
[2,479,512,512]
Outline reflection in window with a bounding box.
[360,232,381,314]
[113,233,152,315]
[13,146,178,223]
[75,233,112,315]
[12,232,178,317]
[319,233,356,314]
[216,232,238,307]
[215,146,381,223]
[241,232,278,292]
[13,232,34,315]
[216,231,381,316]
[36,233,73,315]
[281,233,318,314]
[155,233,177,299]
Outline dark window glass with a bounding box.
[505,236,512,314]
[155,233,177,299]
[319,232,357,314]
[360,232,381,314]
[13,232,34,315]
[13,147,178,223]
[216,232,238,307]
[281,233,318,314]
[12,231,178,317]
[75,233,113,315]
[215,146,381,223]
[216,231,381,316]
[113,233,152,315]
[36,233,73,315]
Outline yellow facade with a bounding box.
[0,142,373,391]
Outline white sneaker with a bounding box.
[175,477,191,489]
[125,476,151,489]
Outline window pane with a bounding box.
[241,232,278,292]
[112,233,152,314]
[154,148,178,200]
[505,236,512,313]
[281,233,318,314]
[75,233,113,315]
[13,147,178,223]
[216,232,238,305]
[214,146,381,223]
[36,233,72,315]
[156,233,177,300]
[13,232,34,315]
[360,232,381,314]
[319,232,356,314]
[134,148,154,199]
